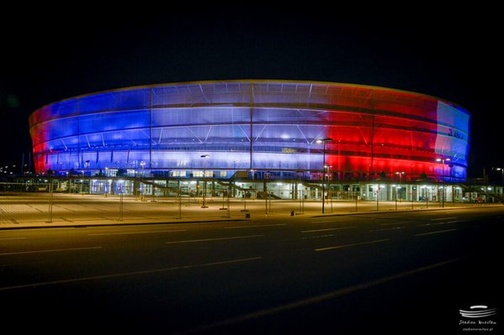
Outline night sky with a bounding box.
[1,6,501,178]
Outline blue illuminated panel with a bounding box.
[29,80,470,181]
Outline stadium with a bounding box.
[28,80,470,203]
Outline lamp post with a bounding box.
[376,184,381,211]
[395,171,404,202]
[139,161,146,200]
[394,185,398,210]
[395,171,404,183]
[201,154,209,208]
[496,168,504,185]
[317,138,333,214]
[140,161,146,177]
[436,157,451,208]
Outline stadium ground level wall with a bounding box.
[7,176,502,204]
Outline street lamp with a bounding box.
[395,171,405,201]
[393,185,398,210]
[139,161,146,199]
[395,171,405,183]
[140,161,146,177]
[317,137,333,213]
[436,157,451,208]
[495,167,504,185]
[376,184,382,211]
[201,154,210,208]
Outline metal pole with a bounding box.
[317,138,332,214]
[177,181,182,219]
[376,187,379,211]
[322,141,326,214]
[299,188,302,213]
[395,186,398,210]
[226,185,231,218]
[243,187,247,211]
[411,186,414,209]
[436,157,450,208]
[441,161,445,208]
[202,178,207,208]
[119,192,124,221]
[48,178,53,223]
[264,182,268,215]
[201,155,209,208]
[299,188,304,214]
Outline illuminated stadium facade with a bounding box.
[29,80,470,201]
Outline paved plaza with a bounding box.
[0,192,493,229]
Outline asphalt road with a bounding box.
[0,207,502,334]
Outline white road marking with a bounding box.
[0,256,262,291]
[165,235,263,244]
[301,226,356,233]
[225,224,286,229]
[415,228,457,236]
[180,258,459,334]
[88,229,186,236]
[315,239,390,252]
[0,246,102,256]
[0,237,28,241]
[430,217,458,221]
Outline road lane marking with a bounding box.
[415,228,457,236]
[179,258,460,334]
[0,246,103,256]
[370,227,406,232]
[379,222,407,226]
[0,256,262,291]
[311,219,341,223]
[165,235,263,244]
[225,224,286,229]
[88,229,186,236]
[301,234,339,240]
[301,226,356,233]
[431,217,458,221]
[314,239,390,252]
[428,220,461,226]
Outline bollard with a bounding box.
[290,210,295,216]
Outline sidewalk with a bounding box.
[0,192,495,229]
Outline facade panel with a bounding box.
[29,80,470,182]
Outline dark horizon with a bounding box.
[1,7,501,179]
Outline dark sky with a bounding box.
[1,6,501,178]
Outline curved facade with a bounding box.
[29,80,470,182]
